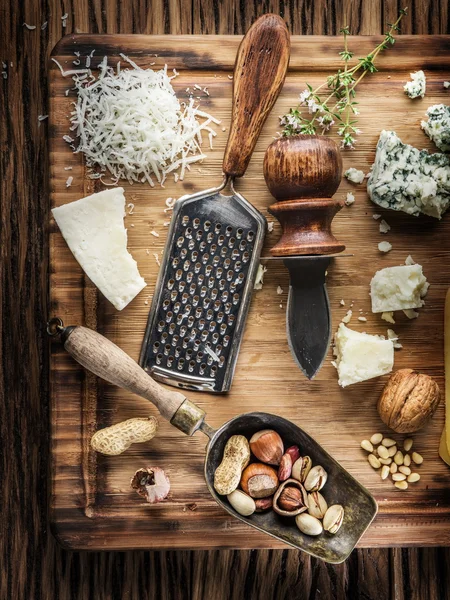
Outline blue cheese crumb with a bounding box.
[421,104,450,152]
[344,168,365,184]
[404,70,426,99]
[345,192,355,206]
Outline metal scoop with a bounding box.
[140,14,290,393]
[48,318,377,563]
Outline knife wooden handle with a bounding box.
[264,135,345,256]
[222,14,290,179]
[63,326,187,422]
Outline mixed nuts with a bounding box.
[214,429,344,538]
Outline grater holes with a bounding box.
[180,248,188,259]
[166,311,174,322]
[182,215,189,226]
[228,237,236,248]
[194,262,201,273]
[201,330,208,341]
[163,299,170,310]
[227,270,234,281]
[175,346,181,357]
[219,279,226,290]
[184,304,192,315]
[158,320,165,332]
[183,260,190,272]
[208,277,215,288]
[220,247,228,257]
[182,337,189,348]
[175,269,183,280]
[186,348,193,358]
[176,314,184,325]
[210,244,217,255]
[188,239,195,250]
[216,344,222,355]
[178,358,185,371]
[234,261,242,272]
[186,272,194,283]
[233,293,239,304]
[172,257,180,268]
[215,268,223,279]
[171,290,177,301]
[200,285,207,297]
[187,316,194,327]
[152,341,160,353]
[237,272,245,283]
[161,332,168,341]
[193,295,199,307]
[213,299,221,311]
[210,365,218,377]
[193,218,200,229]
[174,302,182,313]
[224,258,231,269]
[221,291,229,302]
[202,253,209,264]
[225,225,233,236]
[207,232,214,243]
[169,323,176,334]
[178,281,186,292]
[198,318,206,330]
[242,251,249,263]
[168,278,175,290]
[217,312,224,323]
[211,288,218,300]
[156,353,163,365]
[204,220,211,231]
[212,332,219,344]
[180,325,187,337]
[228,315,235,326]
[218,235,225,246]
[239,240,247,252]
[219,356,226,368]
[220,323,227,334]
[223,335,230,347]
[232,249,239,260]
[225,302,232,314]
[197,351,204,362]
[188,360,196,373]
[172,334,179,346]
[209,321,217,332]
[185,227,193,239]
[212,256,220,267]
[191,251,198,261]
[215,223,222,233]
[195,307,202,319]
[199,363,206,375]
[206,309,214,320]
[177,236,184,248]
[196,230,203,241]
[167,356,174,368]
[247,231,255,242]
[164,344,171,355]
[236,228,243,239]
[182,292,189,303]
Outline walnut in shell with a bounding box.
[377,368,440,433]
[131,467,170,503]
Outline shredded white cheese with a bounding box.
[379,219,391,234]
[378,241,392,253]
[341,310,353,324]
[23,23,37,30]
[254,264,267,290]
[276,286,283,295]
[150,230,159,237]
[63,57,219,186]
[66,176,73,187]
[381,311,395,324]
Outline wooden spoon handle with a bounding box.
[222,14,290,179]
[63,326,187,422]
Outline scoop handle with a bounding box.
[222,14,290,179]
[60,325,205,435]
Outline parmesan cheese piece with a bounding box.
[370,264,429,313]
[333,324,394,387]
[52,188,146,310]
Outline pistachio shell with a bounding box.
[307,491,328,519]
[291,456,312,483]
[304,465,327,492]
[273,478,308,517]
[227,490,256,517]
[295,513,323,536]
[323,504,344,534]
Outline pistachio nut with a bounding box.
[227,490,256,517]
[291,456,312,483]
[307,491,328,519]
[273,478,308,517]
[304,465,327,492]
[295,513,323,536]
[323,504,344,534]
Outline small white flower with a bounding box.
[307,98,322,114]
[299,89,311,104]
[354,128,363,135]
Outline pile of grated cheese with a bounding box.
[59,54,219,186]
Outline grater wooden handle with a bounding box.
[222,14,290,179]
[63,326,187,423]
[264,135,346,256]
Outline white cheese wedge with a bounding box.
[52,187,146,310]
[370,264,428,313]
[333,324,394,387]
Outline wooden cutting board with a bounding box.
[49,34,450,550]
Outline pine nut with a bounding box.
[394,481,408,490]
[381,465,390,480]
[379,458,392,465]
[382,438,396,448]
[403,438,413,452]
[403,454,411,467]
[361,440,373,452]
[394,451,404,465]
[377,445,389,459]
[392,473,406,481]
[399,466,411,476]
[368,454,381,469]
[407,473,420,483]
[412,452,423,465]
[390,463,398,474]
[370,433,383,445]
[388,445,397,457]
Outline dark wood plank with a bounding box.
[1,0,450,598]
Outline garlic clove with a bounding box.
[323,504,344,534]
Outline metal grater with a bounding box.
[140,180,266,392]
[139,14,290,392]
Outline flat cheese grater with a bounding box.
[140,14,290,392]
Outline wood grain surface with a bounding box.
[2,0,450,598]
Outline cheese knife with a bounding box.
[263,134,346,380]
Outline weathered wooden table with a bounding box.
[1,1,450,598]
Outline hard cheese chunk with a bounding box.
[52,187,146,310]
[367,130,450,219]
[370,264,428,313]
[334,324,394,388]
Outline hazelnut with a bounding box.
[249,429,284,465]
[278,487,303,511]
[378,368,440,433]
[240,463,279,498]
[273,478,308,516]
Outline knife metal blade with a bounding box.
[283,256,332,380]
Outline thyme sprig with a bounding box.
[280,7,408,148]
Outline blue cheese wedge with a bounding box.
[370,264,428,313]
[367,130,450,219]
[421,104,450,152]
[52,187,146,310]
[404,70,426,99]
[333,324,394,387]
